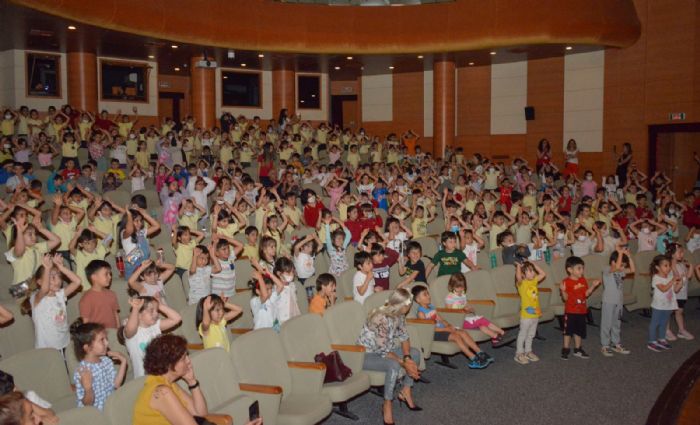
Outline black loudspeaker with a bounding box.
[525,106,535,121]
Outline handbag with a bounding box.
[314,350,353,384]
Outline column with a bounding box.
[67,52,97,112]
[190,56,216,128]
[433,59,455,158]
[272,61,295,118]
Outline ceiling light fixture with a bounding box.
[258,54,265,58]
[223,76,228,79]
[490,51,496,55]
[334,66,340,70]
[67,25,76,30]
[417,55,424,59]
[389,66,395,70]
[171,45,179,49]
[565,46,573,50]
[174,67,180,71]
[346,56,353,60]
[241,63,247,67]
[468,62,474,66]
[148,55,155,59]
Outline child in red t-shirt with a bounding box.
[499,179,513,212]
[559,256,601,360]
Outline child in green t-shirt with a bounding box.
[426,231,474,278]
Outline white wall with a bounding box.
[97,56,158,116]
[564,51,604,152]
[296,72,329,122]
[361,73,393,122]
[491,60,528,135]
[216,67,273,120]
[0,49,68,111]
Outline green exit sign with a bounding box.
[669,112,686,120]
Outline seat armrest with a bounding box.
[330,344,365,352]
[187,343,204,351]
[231,328,252,335]
[539,288,552,293]
[203,414,232,425]
[496,293,519,299]
[331,345,366,372]
[405,318,435,325]
[467,299,495,305]
[238,384,282,425]
[238,383,283,395]
[288,362,326,394]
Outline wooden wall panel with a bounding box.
[456,65,490,137]
[526,56,564,167]
[158,74,191,117]
[67,52,97,113]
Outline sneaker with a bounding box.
[514,353,529,365]
[491,336,503,347]
[525,352,540,362]
[657,340,672,350]
[468,356,488,369]
[478,351,495,364]
[647,342,661,352]
[611,344,631,355]
[601,346,614,357]
[573,348,590,359]
[677,330,695,340]
[665,331,678,341]
[561,348,570,360]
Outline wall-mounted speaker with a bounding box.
[525,106,535,121]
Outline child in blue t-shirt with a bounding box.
[372,179,389,211]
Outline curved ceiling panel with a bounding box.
[11,0,641,54]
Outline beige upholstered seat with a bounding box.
[66,328,133,381]
[549,257,567,316]
[163,274,188,313]
[104,376,145,425]
[230,328,333,425]
[176,302,203,347]
[532,261,556,323]
[0,302,35,358]
[580,254,607,308]
[57,406,110,425]
[429,275,492,342]
[626,250,660,312]
[413,236,438,258]
[0,348,75,412]
[228,289,254,337]
[280,314,370,420]
[489,265,521,329]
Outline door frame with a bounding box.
[648,122,700,176]
[158,92,185,123]
[330,94,358,128]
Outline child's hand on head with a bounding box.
[41,253,53,268]
[129,297,144,310]
[52,253,64,267]
[203,295,212,311]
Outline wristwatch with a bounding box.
[403,355,412,362]
[187,380,200,390]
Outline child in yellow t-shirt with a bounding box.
[196,294,242,352]
[514,261,547,365]
[172,226,205,278]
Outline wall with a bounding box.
[0,49,68,111]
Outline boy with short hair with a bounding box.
[600,248,635,356]
[78,259,119,329]
[560,256,601,360]
[426,231,472,278]
[309,273,337,315]
[370,243,399,291]
[352,251,375,304]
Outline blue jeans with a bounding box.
[648,308,672,342]
[363,347,421,400]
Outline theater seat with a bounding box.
[581,254,607,309]
[57,407,110,425]
[489,265,521,329]
[549,257,567,317]
[532,261,555,323]
[280,314,370,420]
[626,250,660,312]
[104,377,145,425]
[228,290,254,337]
[429,275,492,342]
[230,328,333,425]
[0,348,75,412]
[0,302,35,359]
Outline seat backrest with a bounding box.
[428,275,452,307]
[57,407,110,425]
[66,290,82,324]
[323,301,365,345]
[280,314,332,363]
[178,303,202,344]
[234,259,254,287]
[163,276,188,314]
[190,348,241,409]
[339,268,356,301]
[549,257,568,286]
[413,237,438,258]
[110,278,132,321]
[633,250,660,280]
[463,270,496,319]
[230,328,292,395]
[532,260,556,307]
[228,290,253,330]
[581,254,607,280]
[489,265,519,317]
[295,281,309,313]
[0,302,35,358]
[0,348,72,406]
[362,291,392,314]
[104,377,145,425]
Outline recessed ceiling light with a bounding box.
[67,25,76,30]
[334,66,340,70]
[223,76,228,79]
[171,45,178,49]
[300,100,305,103]
[490,51,496,55]
[148,55,155,59]
[174,67,180,71]
[389,66,395,70]
[258,54,264,58]
[346,56,353,60]
[468,62,475,66]
[311,94,316,98]
[565,46,573,50]
[241,63,247,67]
[361,66,364,70]
[417,55,424,59]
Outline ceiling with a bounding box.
[1,0,609,78]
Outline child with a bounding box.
[5,219,61,286]
[249,271,278,331]
[600,248,635,356]
[196,294,242,351]
[498,231,530,266]
[426,231,474,278]
[514,262,546,364]
[50,195,85,267]
[172,226,205,278]
[666,243,694,341]
[444,273,505,344]
[308,273,337,315]
[370,243,400,292]
[412,285,491,369]
[119,207,161,279]
[188,244,221,305]
[353,251,376,304]
[460,229,484,273]
[560,256,601,359]
[325,219,352,277]
[648,255,683,352]
[22,253,81,350]
[272,257,301,326]
[242,226,260,261]
[78,260,120,329]
[70,319,127,410]
[127,259,176,304]
[122,296,181,378]
[292,234,321,299]
[400,241,427,284]
[210,236,244,298]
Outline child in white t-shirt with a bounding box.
[647,255,683,352]
[188,243,221,305]
[460,229,484,273]
[292,234,321,299]
[352,251,375,304]
[249,271,278,331]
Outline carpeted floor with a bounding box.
[322,304,700,425]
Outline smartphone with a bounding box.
[249,401,260,421]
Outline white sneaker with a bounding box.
[525,352,540,362]
[611,344,631,355]
[666,331,678,341]
[514,353,529,365]
[677,330,695,340]
[601,346,614,357]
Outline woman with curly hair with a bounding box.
[133,334,262,425]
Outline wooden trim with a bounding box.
[25,51,62,99]
[203,414,232,425]
[99,58,150,103]
[239,383,283,395]
[468,299,496,306]
[296,73,322,111]
[647,349,700,425]
[331,344,366,353]
[231,328,252,335]
[344,296,354,301]
[287,361,326,371]
[496,293,519,299]
[186,343,204,350]
[406,318,436,325]
[235,288,251,293]
[539,288,553,293]
[436,308,465,314]
[221,68,263,109]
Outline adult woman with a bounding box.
[615,142,633,187]
[257,143,276,188]
[0,391,47,425]
[133,334,262,425]
[536,138,552,173]
[358,289,422,425]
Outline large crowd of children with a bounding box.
[0,104,699,423]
